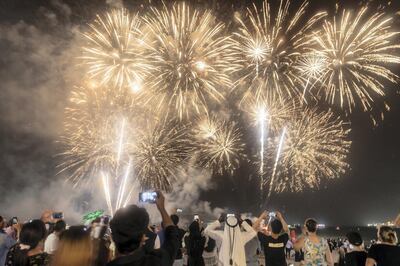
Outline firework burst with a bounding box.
[265,108,351,192]
[142,2,236,119]
[231,0,326,102]
[81,9,151,90]
[58,85,140,186]
[132,120,189,191]
[312,7,400,112]
[242,89,299,134]
[193,115,245,175]
[294,52,327,101]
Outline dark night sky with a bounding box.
[0,0,399,225]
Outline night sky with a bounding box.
[0,0,399,225]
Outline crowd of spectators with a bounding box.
[0,193,399,266]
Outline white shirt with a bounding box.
[44,232,59,254]
[204,220,256,266]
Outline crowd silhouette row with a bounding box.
[1,192,400,266]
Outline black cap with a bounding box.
[346,231,363,246]
[110,205,149,254]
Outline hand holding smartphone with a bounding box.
[139,191,158,203]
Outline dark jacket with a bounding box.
[107,225,179,266]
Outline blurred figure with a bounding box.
[6,219,49,266]
[0,216,16,266]
[202,235,217,266]
[51,225,93,266]
[5,217,20,241]
[44,219,66,254]
[285,239,293,259]
[344,231,367,266]
[171,214,186,266]
[294,218,333,266]
[107,191,179,266]
[366,226,400,266]
[253,211,289,266]
[184,221,206,266]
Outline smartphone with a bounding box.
[268,212,276,218]
[11,217,18,224]
[139,191,158,203]
[194,215,200,220]
[52,212,64,219]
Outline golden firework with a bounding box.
[142,2,236,119]
[193,115,245,175]
[231,0,326,102]
[133,120,189,191]
[313,7,400,112]
[81,9,151,90]
[59,85,140,186]
[242,88,299,134]
[265,108,351,192]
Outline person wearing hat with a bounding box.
[107,191,179,266]
[344,231,367,266]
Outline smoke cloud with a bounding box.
[0,0,225,225]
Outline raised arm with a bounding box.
[156,191,173,227]
[276,212,289,233]
[204,220,224,242]
[156,192,178,264]
[252,211,268,232]
[241,220,257,244]
[325,241,334,266]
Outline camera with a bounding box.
[139,191,158,203]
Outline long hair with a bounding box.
[51,226,93,266]
[378,226,398,244]
[12,220,47,266]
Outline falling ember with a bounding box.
[81,9,151,90]
[231,0,326,102]
[101,172,113,216]
[265,108,351,192]
[193,115,245,175]
[257,107,267,187]
[142,2,236,119]
[266,127,286,201]
[312,6,400,113]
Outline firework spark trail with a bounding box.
[312,6,400,113]
[101,172,113,216]
[116,158,132,210]
[193,116,245,175]
[133,121,188,191]
[294,53,327,102]
[81,9,151,90]
[231,0,327,103]
[142,2,236,119]
[266,127,286,202]
[265,109,351,192]
[258,107,267,188]
[116,118,126,166]
[243,90,299,135]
